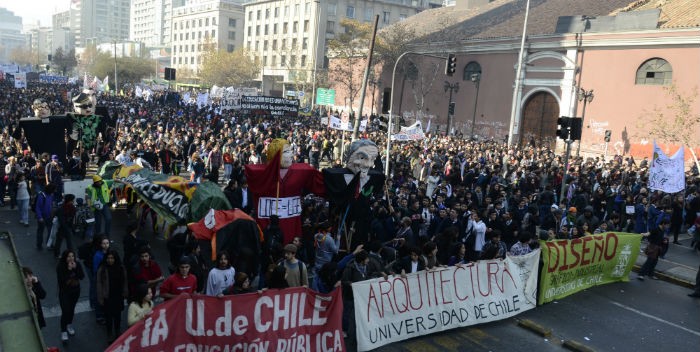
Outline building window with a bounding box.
[281,55,286,66]
[290,55,296,67]
[199,19,202,27]
[346,6,355,18]
[264,40,268,50]
[282,39,286,49]
[265,24,269,35]
[206,18,209,26]
[212,29,215,38]
[229,18,236,27]
[328,3,336,15]
[274,23,278,34]
[227,44,234,53]
[463,61,482,81]
[284,5,289,17]
[295,4,300,15]
[304,20,309,32]
[228,31,236,40]
[302,37,308,49]
[365,8,372,21]
[255,41,259,50]
[248,26,251,36]
[635,58,672,85]
[257,10,261,20]
[399,14,406,21]
[248,11,252,21]
[301,55,306,67]
[265,8,270,19]
[293,21,298,33]
[263,56,267,65]
[383,11,390,24]
[272,55,277,66]
[275,7,279,17]
[305,2,311,13]
[326,21,335,33]
[292,38,297,49]
[283,22,288,34]
[212,17,216,25]
[256,25,260,35]
[247,41,251,49]
[273,39,277,50]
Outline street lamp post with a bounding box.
[311,0,321,114]
[470,72,481,139]
[444,81,459,135]
[113,41,118,96]
[576,87,594,157]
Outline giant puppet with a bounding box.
[323,139,385,250]
[245,138,325,244]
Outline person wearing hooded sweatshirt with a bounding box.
[576,205,600,230]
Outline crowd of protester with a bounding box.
[3,81,700,344]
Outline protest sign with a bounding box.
[538,232,642,304]
[390,121,425,141]
[352,250,540,351]
[649,141,685,193]
[107,288,345,352]
[241,95,299,117]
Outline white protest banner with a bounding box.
[329,116,366,131]
[196,92,209,109]
[391,121,426,141]
[352,250,540,351]
[14,72,26,88]
[649,141,685,193]
[220,87,258,110]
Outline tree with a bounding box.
[199,47,261,87]
[327,18,374,113]
[89,51,156,89]
[52,47,78,76]
[409,61,440,115]
[9,47,34,66]
[638,83,700,172]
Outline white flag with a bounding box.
[649,141,685,193]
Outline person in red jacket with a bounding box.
[160,256,197,300]
[129,247,164,301]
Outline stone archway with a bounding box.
[520,91,559,147]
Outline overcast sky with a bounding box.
[0,0,70,27]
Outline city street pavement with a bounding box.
[2,198,699,351]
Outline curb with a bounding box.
[517,319,552,337]
[563,339,596,352]
[632,264,694,289]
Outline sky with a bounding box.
[0,0,70,27]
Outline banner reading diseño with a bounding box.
[538,232,642,304]
[352,250,540,351]
[107,288,345,352]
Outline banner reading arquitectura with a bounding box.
[538,232,642,304]
[107,288,345,352]
[352,250,540,351]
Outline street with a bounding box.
[2,206,699,352]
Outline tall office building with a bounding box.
[170,0,245,73]
[70,0,131,47]
[243,0,431,92]
[131,0,186,48]
[0,7,25,62]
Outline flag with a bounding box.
[83,72,88,88]
[649,141,685,193]
[425,118,431,133]
[103,76,109,91]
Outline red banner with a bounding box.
[107,287,345,352]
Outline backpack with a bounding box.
[30,192,45,213]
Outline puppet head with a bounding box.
[344,139,378,178]
[266,138,293,169]
[72,88,97,115]
[32,98,52,118]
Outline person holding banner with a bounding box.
[638,218,670,280]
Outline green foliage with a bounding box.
[198,48,261,86]
[89,52,156,89]
[53,47,78,76]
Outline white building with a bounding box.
[70,0,131,47]
[170,0,245,74]
[243,0,433,95]
[0,7,24,63]
[27,27,73,59]
[130,0,186,48]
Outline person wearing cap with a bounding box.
[160,256,197,300]
[85,175,112,237]
[279,243,308,288]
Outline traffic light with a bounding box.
[377,115,388,132]
[569,118,582,141]
[445,54,456,76]
[448,102,455,115]
[556,117,571,140]
[604,130,611,142]
[164,67,177,80]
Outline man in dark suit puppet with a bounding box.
[323,139,385,251]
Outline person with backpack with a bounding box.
[279,244,308,287]
[35,184,56,250]
[86,175,112,238]
[54,194,77,258]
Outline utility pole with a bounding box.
[352,14,379,140]
[113,41,118,96]
[444,81,459,135]
[311,0,321,115]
